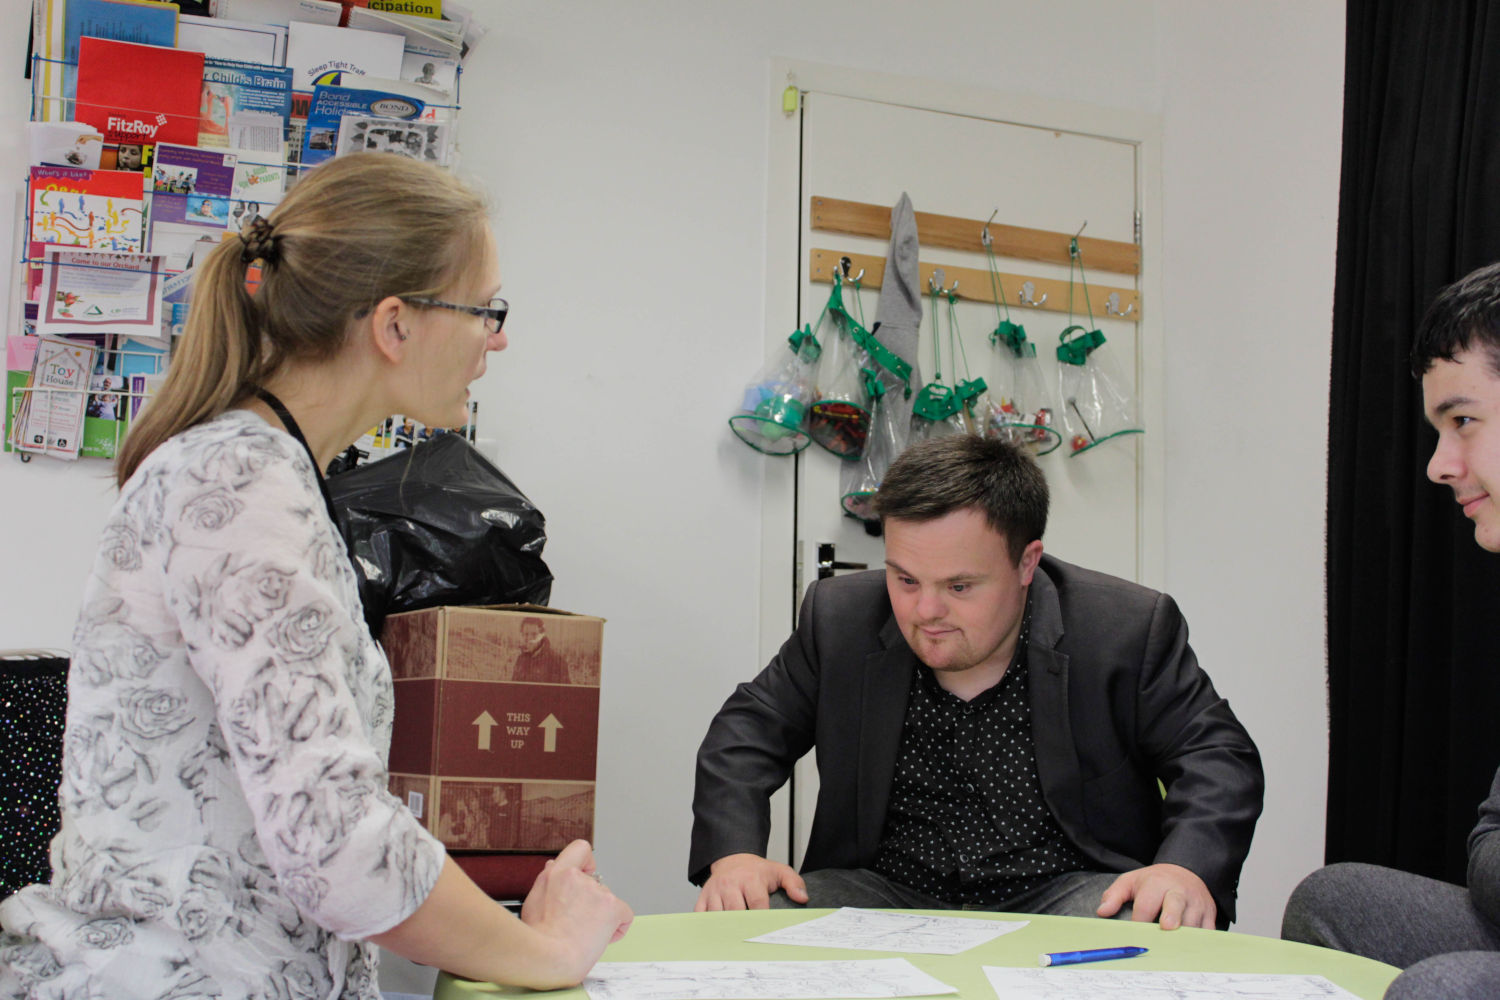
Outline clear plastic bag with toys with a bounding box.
[1055,324,1142,455]
[984,322,1062,455]
[841,369,914,522]
[808,270,875,460]
[727,325,821,456]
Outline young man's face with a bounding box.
[884,507,1043,690]
[1423,347,1500,552]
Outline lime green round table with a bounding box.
[433,909,1400,999]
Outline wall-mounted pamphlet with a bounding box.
[208,0,342,29]
[27,123,104,170]
[4,336,38,454]
[399,53,458,94]
[151,144,237,235]
[128,372,166,421]
[301,78,439,166]
[27,167,147,301]
[177,13,287,65]
[118,337,169,379]
[10,336,98,460]
[349,7,463,61]
[62,0,181,103]
[75,37,205,148]
[148,224,220,273]
[366,0,442,19]
[199,57,293,150]
[285,21,404,94]
[230,153,286,206]
[81,371,129,459]
[336,116,451,166]
[161,267,197,340]
[36,250,167,343]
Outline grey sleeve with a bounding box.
[1466,764,1500,925]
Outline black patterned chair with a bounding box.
[0,650,68,900]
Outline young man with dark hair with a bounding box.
[1283,261,1500,998]
[690,435,1264,929]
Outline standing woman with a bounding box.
[0,154,631,998]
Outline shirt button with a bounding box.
[958,853,968,864]
[965,783,975,793]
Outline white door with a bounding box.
[760,79,1160,868]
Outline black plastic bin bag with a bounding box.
[328,434,552,638]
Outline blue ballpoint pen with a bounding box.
[1038,945,1148,967]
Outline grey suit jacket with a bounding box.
[689,556,1264,925]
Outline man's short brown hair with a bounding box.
[873,436,1048,562]
[1411,261,1500,377]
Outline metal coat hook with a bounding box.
[1068,221,1089,261]
[981,208,998,247]
[838,255,865,283]
[1105,291,1135,318]
[1017,280,1048,307]
[928,268,958,295]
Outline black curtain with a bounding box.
[1327,1,1500,882]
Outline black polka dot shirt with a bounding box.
[872,601,1089,905]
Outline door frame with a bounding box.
[757,59,1165,864]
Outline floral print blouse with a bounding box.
[0,411,446,999]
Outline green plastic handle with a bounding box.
[788,324,821,361]
[1056,325,1106,366]
[955,377,988,404]
[913,382,961,421]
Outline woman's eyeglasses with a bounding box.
[401,296,508,333]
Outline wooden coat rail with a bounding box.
[810,248,1141,323]
[811,196,1140,276]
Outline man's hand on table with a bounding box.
[1096,862,1216,930]
[694,853,808,911]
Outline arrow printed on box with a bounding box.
[539,714,562,753]
[473,710,498,751]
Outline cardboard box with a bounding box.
[384,604,602,852]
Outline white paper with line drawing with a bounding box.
[748,908,1027,954]
[584,959,956,1000]
[983,967,1363,1000]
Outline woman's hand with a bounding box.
[520,840,634,978]
[370,848,631,991]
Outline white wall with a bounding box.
[0,0,1343,941]
[1155,0,1344,936]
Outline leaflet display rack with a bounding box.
[10,17,467,464]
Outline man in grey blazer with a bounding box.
[690,435,1263,929]
[1282,262,1500,998]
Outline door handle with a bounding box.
[817,542,868,580]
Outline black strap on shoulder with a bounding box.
[253,387,341,529]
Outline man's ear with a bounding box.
[1017,539,1045,586]
[366,295,409,362]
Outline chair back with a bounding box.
[0,650,68,898]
